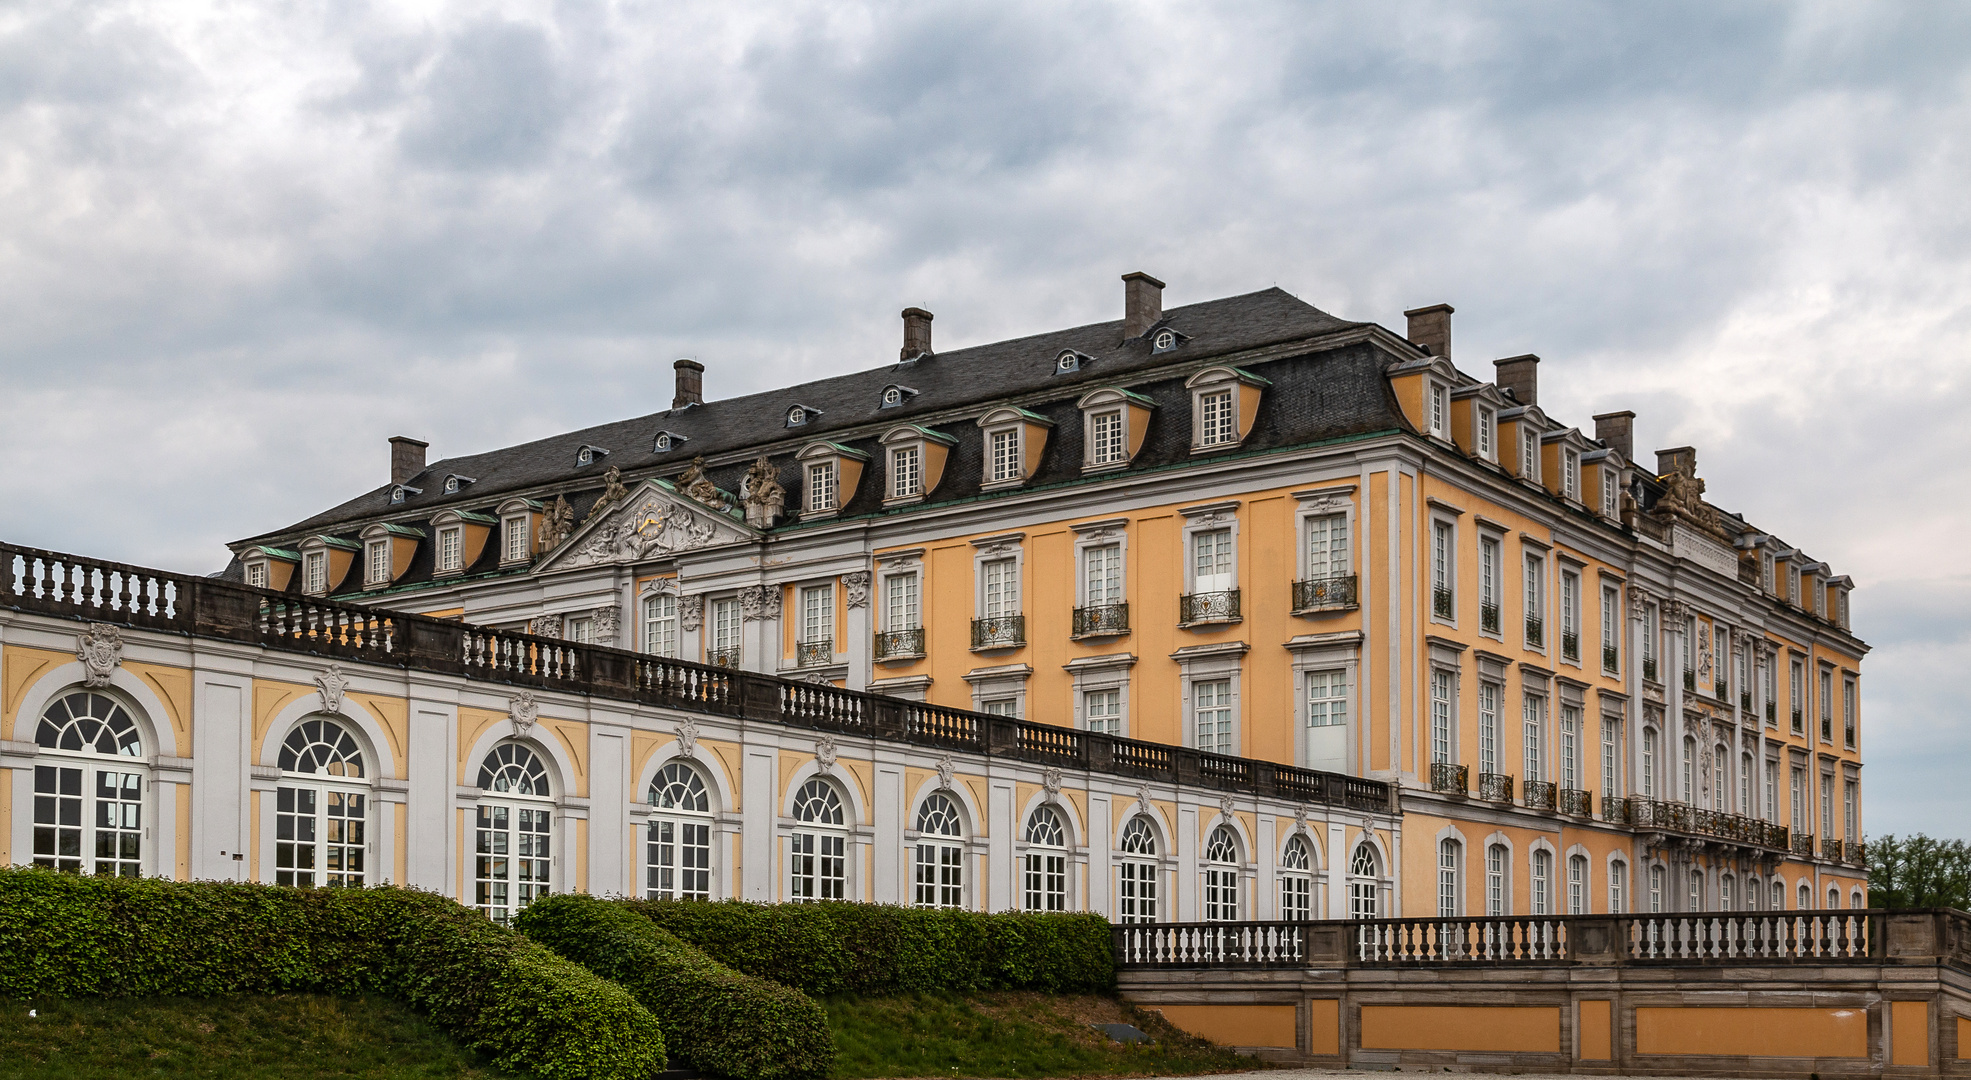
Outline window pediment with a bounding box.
[976,408,1053,491]
[795,441,869,520]
[1184,366,1267,452]
[879,424,955,506]
[1076,387,1155,473]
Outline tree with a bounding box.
[1865,834,1971,910]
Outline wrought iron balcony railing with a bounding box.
[1603,644,1618,673]
[1479,602,1500,634]
[1561,630,1580,662]
[1478,772,1514,803]
[1559,787,1592,816]
[1792,708,1804,733]
[1292,574,1357,612]
[1179,589,1241,625]
[1643,656,1658,683]
[1765,700,1777,723]
[1623,798,1791,851]
[1740,690,1752,712]
[873,627,925,660]
[1525,616,1544,648]
[1602,792,1631,823]
[1823,838,1845,862]
[1524,780,1557,811]
[1429,761,1468,796]
[795,639,833,667]
[707,645,742,669]
[1432,587,1453,619]
[1791,832,1816,856]
[1683,669,1696,691]
[1716,678,1729,702]
[1849,841,1867,866]
[1073,602,1129,637]
[969,614,1025,650]
[1822,715,1833,742]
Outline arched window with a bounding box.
[647,762,712,900]
[1204,826,1240,922]
[1022,806,1068,912]
[32,691,146,876]
[1828,885,1841,909]
[790,778,847,902]
[1280,836,1314,921]
[1118,816,1159,923]
[1348,842,1380,919]
[1567,854,1588,914]
[1609,860,1628,913]
[913,793,965,909]
[1649,864,1666,913]
[1746,874,1761,910]
[275,718,369,888]
[643,593,679,657]
[1720,873,1734,911]
[1851,887,1864,909]
[1530,849,1552,916]
[474,743,552,923]
[1771,879,1786,910]
[1485,844,1508,916]
[1689,869,1704,912]
[1799,881,1812,909]
[1437,839,1461,917]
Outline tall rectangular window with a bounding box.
[365,540,390,585]
[1600,466,1618,518]
[890,446,920,498]
[504,517,529,563]
[1567,855,1586,914]
[1791,660,1806,733]
[643,594,678,657]
[1084,543,1123,605]
[1090,410,1126,464]
[1609,861,1627,913]
[1428,383,1447,437]
[806,462,837,512]
[1522,694,1545,783]
[1085,690,1122,735]
[1601,586,1619,671]
[1431,521,1453,616]
[1791,767,1805,833]
[711,598,741,665]
[982,558,1018,618]
[1560,570,1579,659]
[1307,514,1349,579]
[1601,719,1618,796]
[1479,537,1500,629]
[1437,840,1458,917]
[438,527,462,572]
[1199,390,1236,445]
[1524,553,1545,646]
[1763,760,1777,822]
[1641,727,1656,798]
[1477,406,1494,459]
[1192,528,1234,593]
[1531,850,1551,916]
[1843,677,1857,747]
[1819,668,1834,739]
[1562,449,1579,499]
[989,429,1019,482]
[1307,670,1347,728]
[885,573,920,631]
[304,552,326,593]
[1559,706,1579,789]
[1430,669,1453,765]
[800,585,833,648]
[1194,680,1233,755]
[1762,656,1777,723]
[1843,781,1857,844]
[1521,427,1539,481]
[1820,774,1833,838]
[1486,845,1506,915]
[1478,682,1499,774]
[1642,604,1658,674]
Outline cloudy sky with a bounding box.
[3,1,1966,837]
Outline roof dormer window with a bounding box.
[654,430,688,452]
[1563,449,1580,500]
[1185,366,1269,453]
[1427,382,1448,438]
[880,384,917,409]
[1153,328,1180,353]
[977,407,1054,491]
[1055,350,1087,374]
[1477,406,1495,460]
[786,404,820,427]
[442,474,474,495]
[576,445,609,467]
[879,424,956,507]
[795,441,868,520]
[1076,387,1156,473]
[389,484,421,504]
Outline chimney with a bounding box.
[1404,303,1454,360]
[389,436,428,486]
[1592,410,1636,461]
[1656,446,1696,479]
[672,358,704,409]
[1493,354,1540,407]
[1122,271,1165,339]
[900,308,933,360]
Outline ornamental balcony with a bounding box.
[1740,690,1753,712]
[1429,762,1468,796]
[1179,589,1241,626]
[795,640,833,668]
[1560,630,1580,662]
[1792,708,1804,733]
[1559,787,1593,816]
[1643,657,1658,683]
[1602,792,1631,823]
[1432,587,1453,619]
[1524,780,1557,811]
[873,627,925,661]
[1822,715,1834,742]
[707,645,742,669]
[1479,602,1500,634]
[1477,772,1514,803]
[1073,602,1130,638]
[1683,669,1696,692]
[1849,841,1867,866]
[1292,574,1357,613]
[1766,700,1777,723]
[1716,678,1729,703]
[969,614,1025,651]
[1792,832,1816,856]
[1624,798,1791,851]
[1524,615,1544,648]
[1823,837,1845,862]
[1603,644,1618,673]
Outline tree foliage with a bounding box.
[1866,834,1971,910]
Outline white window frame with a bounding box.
[437,525,463,574]
[1185,366,1266,452]
[1430,517,1456,625]
[1175,644,1246,756]
[1520,425,1541,483]
[709,596,743,667]
[499,503,535,567]
[1478,532,1502,638]
[642,588,679,657]
[798,583,834,659]
[1476,405,1496,461]
[1600,465,1619,519]
[1523,550,1547,652]
[1477,680,1500,775]
[1429,666,1456,766]
[1522,692,1547,784]
[1427,382,1449,439]
[1067,652,1135,737]
[1288,633,1360,773]
[1562,448,1580,500]
[1072,521,1130,636]
[30,690,152,879]
[1559,568,1580,664]
[890,445,921,500]
[1293,486,1357,612]
[1600,585,1619,672]
[363,538,391,587]
[303,549,328,594]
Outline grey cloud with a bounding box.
[398,19,576,171]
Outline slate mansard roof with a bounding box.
[235,287,1400,561]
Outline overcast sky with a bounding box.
[2,1,1966,838]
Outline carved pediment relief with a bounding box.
[535,480,757,572]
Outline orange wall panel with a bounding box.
[1578,1000,1612,1060]
[1360,1005,1561,1053]
[1309,999,1340,1055]
[1158,1005,1297,1050]
[1635,1007,1866,1059]
[1892,1001,1928,1067]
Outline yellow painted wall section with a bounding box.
[176,783,191,879]
[127,662,194,757]
[457,708,505,784]
[1309,999,1340,1056]
[394,803,407,884]
[1360,1006,1561,1053]
[1958,1016,1971,1059]
[1892,1001,1928,1067]
[253,681,307,762]
[353,694,409,779]
[1635,1007,1867,1059]
[1158,1005,1297,1050]
[2,646,65,741]
[544,720,589,798]
[1579,1000,1612,1060]
[1391,373,1425,432]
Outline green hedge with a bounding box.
[0,868,664,1080]
[626,899,1114,996]
[519,894,834,1080]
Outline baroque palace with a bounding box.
[2,273,1866,926]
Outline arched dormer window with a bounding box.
[796,441,869,520]
[1055,350,1087,374]
[785,404,821,428]
[575,444,609,467]
[913,793,965,909]
[1204,825,1241,921]
[647,761,713,900]
[33,691,146,877]
[475,742,553,923]
[1076,387,1156,473]
[790,778,848,902]
[976,407,1053,492]
[652,430,688,453]
[276,719,370,888]
[1023,805,1068,911]
[1185,366,1270,452]
[879,424,956,506]
[1280,835,1314,920]
[1117,816,1159,923]
[1152,328,1184,353]
[880,384,917,409]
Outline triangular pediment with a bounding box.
[535,480,756,573]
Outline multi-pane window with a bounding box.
[1567,855,1587,914]
[982,558,1018,618]
[438,527,462,573]
[1479,537,1500,629]
[1524,554,1545,645]
[1720,874,1734,911]
[246,561,269,588]
[981,699,1019,717]
[1601,587,1619,671]
[643,594,678,657]
[1609,861,1628,913]
[989,429,1020,482]
[1478,682,1499,774]
[891,446,921,499]
[1349,844,1380,919]
[276,719,368,888]
[475,743,552,924]
[1485,845,1506,915]
[1600,466,1618,518]
[1118,817,1159,923]
[1530,850,1551,916]
[1199,390,1236,446]
[1437,839,1460,917]
[1791,767,1806,833]
[1429,669,1453,765]
[1280,836,1314,921]
[1820,773,1834,839]
[1522,694,1545,783]
[647,763,712,900]
[1477,406,1495,459]
[1641,727,1657,798]
[800,585,833,652]
[1307,514,1349,579]
[1023,806,1068,911]
[1711,745,1727,811]
[710,597,742,666]
[790,779,847,902]
[1681,737,1696,803]
[504,517,529,563]
[913,794,965,909]
[1084,543,1123,605]
[1204,826,1241,921]
[1085,690,1122,735]
[1427,383,1447,437]
[1308,670,1347,729]
[1193,528,1234,593]
[1559,706,1579,789]
[365,540,390,585]
[1843,781,1857,843]
[1559,570,1579,660]
[1764,760,1778,822]
[1843,677,1857,747]
[1562,449,1579,499]
[885,573,920,631]
[1431,521,1453,616]
[806,461,837,512]
[1820,668,1834,740]
[1194,680,1233,755]
[565,617,592,643]
[32,692,146,877]
[1740,753,1753,815]
[1520,427,1539,481]
[1791,660,1806,732]
[1601,719,1619,797]
[1649,865,1665,913]
[1090,410,1126,465]
[1642,604,1658,677]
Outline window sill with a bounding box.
[978,478,1026,493]
[969,642,1027,654]
[1081,461,1130,475]
[1070,629,1130,642]
[801,509,841,522]
[881,495,925,509]
[1177,616,1242,630]
[1290,603,1359,617]
[1188,441,1243,455]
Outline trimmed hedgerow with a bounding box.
[519,893,834,1080]
[626,899,1114,997]
[0,868,664,1080]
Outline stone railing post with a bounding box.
[1305,922,1349,966]
[189,579,260,642]
[1571,917,1627,966]
[1885,911,1945,960]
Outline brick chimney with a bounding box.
[389,436,428,486]
[1593,410,1636,461]
[1122,272,1165,339]
[1403,304,1454,360]
[1493,354,1540,406]
[900,308,933,360]
[672,358,704,409]
[1656,446,1696,479]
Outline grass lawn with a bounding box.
[826,991,1260,1079]
[0,994,511,1079]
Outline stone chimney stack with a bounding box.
[1122,272,1165,338]
[1493,354,1540,406]
[672,358,704,409]
[389,436,428,486]
[1657,446,1696,479]
[1404,303,1454,360]
[900,308,934,360]
[1593,410,1636,461]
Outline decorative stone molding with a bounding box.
[843,571,870,609]
[509,692,539,737]
[935,754,956,791]
[1662,599,1690,623]
[679,595,703,632]
[314,664,350,715]
[593,605,620,646]
[1041,767,1063,799]
[814,736,838,773]
[1626,583,1653,621]
[740,456,786,529]
[533,614,564,639]
[740,584,781,622]
[1293,804,1310,835]
[582,466,633,525]
[675,718,699,758]
[1219,793,1236,822]
[1135,785,1152,815]
[75,623,124,688]
[543,495,576,552]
